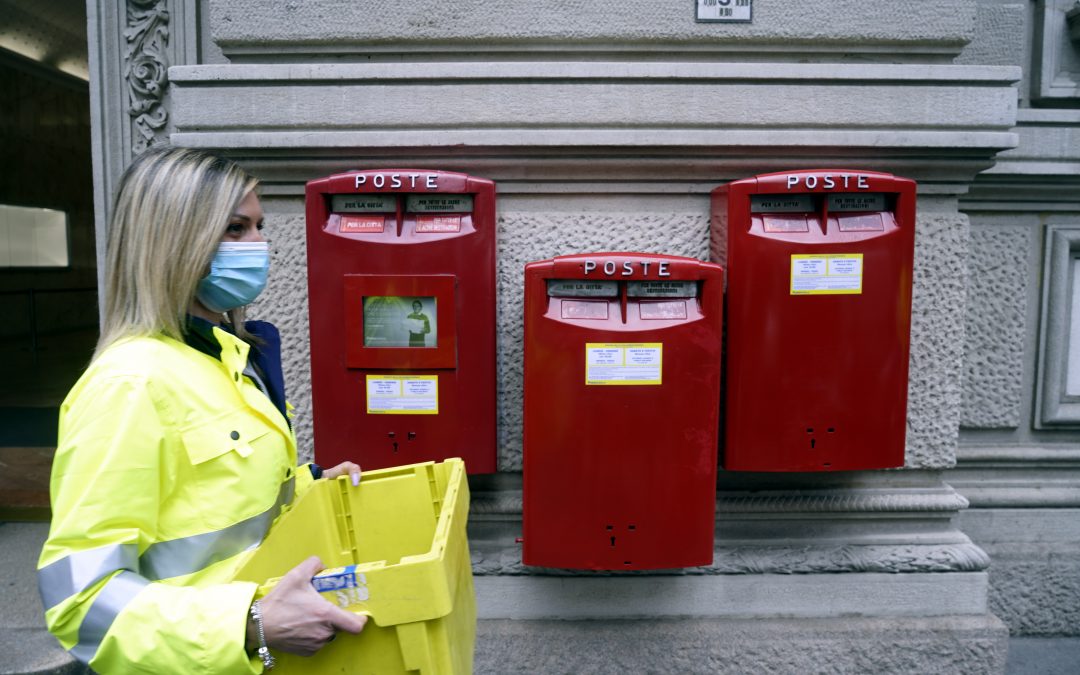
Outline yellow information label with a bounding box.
[790,253,863,295]
[585,342,663,386]
[366,375,439,414]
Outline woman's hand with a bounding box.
[323,461,362,486]
[251,556,367,656]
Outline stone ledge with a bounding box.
[471,482,972,516]
[169,62,1019,165]
[958,508,1080,544]
[475,572,990,620]
[474,614,1008,674]
[171,129,1020,151]
[967,108,1080,207]
[471,543,990,577]
[950,449,1080,508]
[170,62,1020,84]
[208,0,979,61]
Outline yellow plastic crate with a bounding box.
[233,458,475,674]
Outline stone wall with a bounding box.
[951,0,1080,637]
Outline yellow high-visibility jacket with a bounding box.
[38,326,315,674]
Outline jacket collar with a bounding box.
[184,316,290,428]
[211,325,295,449]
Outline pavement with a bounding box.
[1,521,1078,674]
[1007,638,1080,675]
[0,522,84,675]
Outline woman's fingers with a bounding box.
[258,556,367,656]
[281,556,324,584]
[328,606,368,634]
[322,461,362,485]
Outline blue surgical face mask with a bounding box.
[195,241,270,313]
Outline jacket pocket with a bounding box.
[180,408,272,465]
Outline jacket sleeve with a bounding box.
[37,375,262,674]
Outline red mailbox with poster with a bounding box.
[712,169,916,472]
[305,169,496,474]
[522,253,724,570]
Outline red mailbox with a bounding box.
[712,169,916,472]
[522,253,724,570]
[305,169,496,474]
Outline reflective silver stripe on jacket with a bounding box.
[69,571,149,665]
[38,475,293,613]
[140,475,295,580]
[38,544,139,611]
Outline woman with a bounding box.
[37,146,365,673]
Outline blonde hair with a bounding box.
[96,146,260,357]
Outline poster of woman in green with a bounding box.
[363,296,436,348]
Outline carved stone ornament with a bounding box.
[471,542,991,576]
[124,0,170,154]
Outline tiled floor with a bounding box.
[0,447,52,521]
